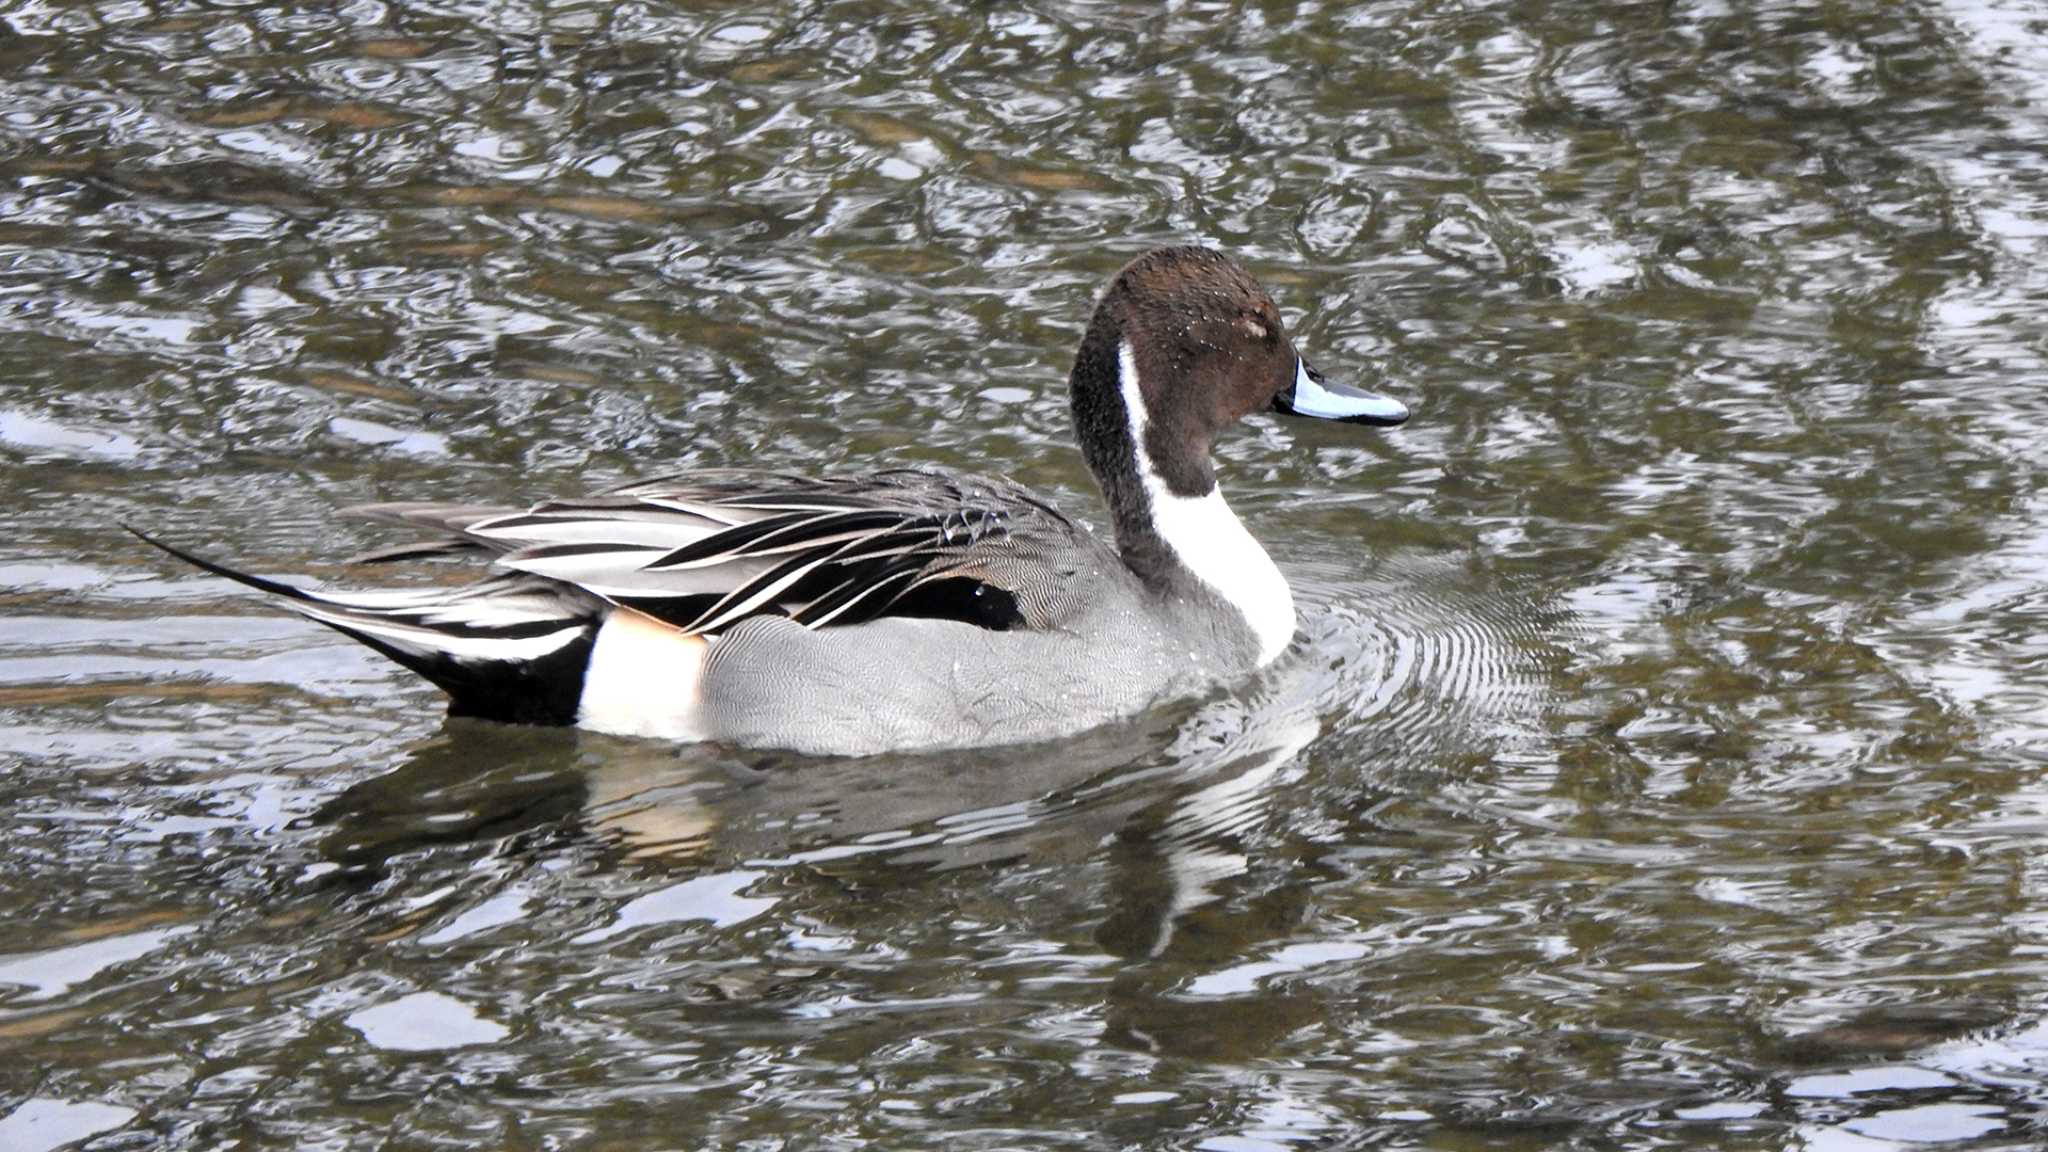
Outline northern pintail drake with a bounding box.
[138,247,1408,756]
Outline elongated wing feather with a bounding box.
[339,468,1106,636]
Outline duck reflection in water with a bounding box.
[305,694,1322,963]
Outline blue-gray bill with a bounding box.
[1273,357,1409,426]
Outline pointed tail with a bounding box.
[127,525,602,725]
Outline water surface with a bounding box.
[5,1,2048,1148]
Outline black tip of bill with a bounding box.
[1273,358,1409,427]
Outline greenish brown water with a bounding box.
[6,0,2048,1148]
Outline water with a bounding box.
[5,0,2048,1147]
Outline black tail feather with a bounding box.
[124,523,322,603]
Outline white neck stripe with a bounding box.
[1117,341,1295,665]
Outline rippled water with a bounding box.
[6,0,2048,1148]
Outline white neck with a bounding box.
[1118,341,1295,665]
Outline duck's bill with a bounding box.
[1274,358,1409,426]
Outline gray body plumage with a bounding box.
[699,570,1259,756]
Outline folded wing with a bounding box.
[346,468,1096,636]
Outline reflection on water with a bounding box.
[344,990,509,1052]
[6,0,2048,1147]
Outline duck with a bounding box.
[135,246,1408,756]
